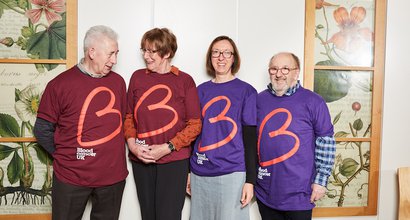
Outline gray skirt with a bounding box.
[190,172,250,220]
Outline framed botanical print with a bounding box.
[0,0,77,219]
[304,0,386,216]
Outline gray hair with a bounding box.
[83,25,118,53]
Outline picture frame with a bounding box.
[304,0,386,216]
[0,0,77,219]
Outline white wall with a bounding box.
[77,0,410,219]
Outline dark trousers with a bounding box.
[52,175,125,220]
[257,199,312,220]
[131,159,189,220]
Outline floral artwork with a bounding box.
[0,63,64,214]
[315,71,372,207]
[0,0,66,72]
[313,0,375,208]
[314,0,374,67]
[0,1,71,217]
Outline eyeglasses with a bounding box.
[140,48,158,56]
[211,50,234,59]
[268,67,298,75]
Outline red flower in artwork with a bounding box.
[327,6,373,53]
[25,0,66,25]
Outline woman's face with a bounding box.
[211,40,234,77]
[141,43,170,73]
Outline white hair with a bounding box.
[83,25,118,53]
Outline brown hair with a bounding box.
[140,28,177,59]
[205,36,241,77]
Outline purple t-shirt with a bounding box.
[255,87,333,211]
[190,78,257,176]
[37,66,128,187]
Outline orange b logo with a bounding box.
[198,96,237,152]
[258,108,300,167]
[77,87,122,147]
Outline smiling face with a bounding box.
[269,53,300,96]
[141,42,170,73]
[211,39,234,77]
[89,36,119,76]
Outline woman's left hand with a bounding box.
[240,183,254,208]
[148,143,172,160]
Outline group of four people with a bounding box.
[34,25,336,220]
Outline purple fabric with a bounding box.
[190,78,257,176]
[255,87,333,211]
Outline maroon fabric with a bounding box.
[37,66,128,187]
[126,67,201,164]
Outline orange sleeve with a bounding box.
[170,118,202,151]
[123,113,137,140]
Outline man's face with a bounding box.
[268,53,300,96]
[89,36,119,75]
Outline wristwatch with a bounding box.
[167,141,176,152]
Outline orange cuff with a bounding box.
[124,113,136,139]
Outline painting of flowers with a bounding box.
[312,0,376,209]
[0,0,66,72]
[0,63,64,215]
[315,72,372,208]
[314,0,374,67]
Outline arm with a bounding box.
[240,125,257,207]
[170,118,202,151]
[33,118,56,156]
[310,135,336,202]
[243,125,257,184]
[148,118,202,160]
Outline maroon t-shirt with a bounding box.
[37,66,128,187]
[126,67,201,164]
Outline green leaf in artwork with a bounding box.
[7,151,24,185]
[31,142,52,165]
[339,158,359,177]
[0,0,18,18]
[17,0,27,9]
[26,13,67,71]
[333,111,342,125]
[353,118,364,131]
[334,131,349,138]
[0,144,15,160]
[15,87,22,102]
[0,113,21,137]
[314,60,352,103]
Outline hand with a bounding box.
[127,139,155,164]
[310,183,326,203]
[240,183,254,208]
[186,173,191,196]
[147,143,172,161]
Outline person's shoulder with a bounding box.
[258,89,270,96]
[131,68,146,76]
[298,87,326,103]
[107,71,126,83]
[176,69,193,79]
[49,66,78,83]
[235,78,257,92]
[198,80,211,87]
